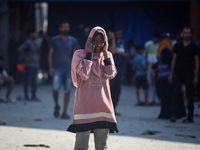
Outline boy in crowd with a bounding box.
[132,45,148,106]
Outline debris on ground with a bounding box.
[175,134,196,139]
[0,120,6,125]
[24,144,50,148]
[16,96,23,101]
[34,119,43,121]
[141,130,161,135]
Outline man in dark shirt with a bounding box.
[108,28,129,116]
[169,27,199,123]
[19,30,40,101]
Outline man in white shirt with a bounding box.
[145,31,161,105]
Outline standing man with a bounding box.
[168,27,199,123]
[145,31,160,105]
[19,30,40,101]
[108,28,129,116]
[48,21,79,119]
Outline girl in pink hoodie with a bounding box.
[67,26,118,149]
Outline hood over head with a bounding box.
[87,26,108,44]
[71,26,108,88]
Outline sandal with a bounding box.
[54,105,60,118]
[136,102,144,106]
[61,113,70,119]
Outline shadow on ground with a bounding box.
[0,84,200,145]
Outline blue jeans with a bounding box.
[24,66,38,98]
[53,69,72,92]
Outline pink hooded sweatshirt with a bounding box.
[67,26,119,133]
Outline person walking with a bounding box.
[18,30,40,101]
[67,26,118,150]
[108,27,129,115]
[168,27,199,123]
[48,21,79,119]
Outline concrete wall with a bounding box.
[0,2,37,73]
[190,0,200,43]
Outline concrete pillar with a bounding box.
[190,0,200,43]
[9,3,20,43]
[0,2,9,70]
[35,2,44,34]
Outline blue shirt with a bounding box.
[133,54,147,76]
[49,35,79,71]
[158,48,173,79]
[21,39,38,67]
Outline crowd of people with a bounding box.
[0,22,200,124]
[107,26,199,124]
[132,27,199,123]
[0,20,200,148]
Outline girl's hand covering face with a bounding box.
[85,37,93,53]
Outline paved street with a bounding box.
[0,84,200,150]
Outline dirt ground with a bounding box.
[0,84,200,150]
